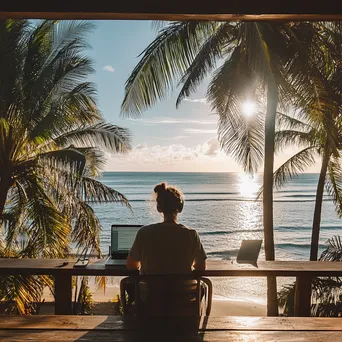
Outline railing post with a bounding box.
[55,272,72,315]
[294,276,311,317]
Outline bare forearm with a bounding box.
[126,255,140,270]
[193,260,206,271]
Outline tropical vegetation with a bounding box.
[273,22,342,262]
[120,21,339,315]
[0,20,132,314]
[279,236,342,317]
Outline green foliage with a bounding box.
[120,21,334,175]
[74,276,94,315]
[279,236,342,317]
[112,294,124,316]
[0,20,132,314]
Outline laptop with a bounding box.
[105,224,142,266]
[236,240,262,266]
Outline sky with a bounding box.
[85,21,321,173]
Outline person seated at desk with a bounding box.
[126,182,207,273]
[125,182,207,315]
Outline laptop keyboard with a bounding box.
[111,251,129,259]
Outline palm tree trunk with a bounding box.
[263,78,278,316]
[298,150,330,317]
[310,151,329,261]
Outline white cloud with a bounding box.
[184,128,217,134]
[102,65,115,72]
[105,138,238,172]
[146,135,189,141]
[129,117,216,125]
[105,136,323,173]
[184,98,208,104]
[134,142,148,150]
[199,137,220,156]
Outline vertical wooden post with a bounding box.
[294,276,312,317]
[55,272,72,315]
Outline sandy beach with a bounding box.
[41,280,266,316]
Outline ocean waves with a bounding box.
[201,229,263,236]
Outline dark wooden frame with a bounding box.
[0,0,341,20]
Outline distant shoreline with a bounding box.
[102,171,320,175]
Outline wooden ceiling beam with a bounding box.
[0,0,341,21]
[1,13,342,21]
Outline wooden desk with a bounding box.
[1,258,342,316]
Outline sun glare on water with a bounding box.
[238,174,259,199]
[242,100,256,118]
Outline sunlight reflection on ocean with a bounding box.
[91,172,341,303]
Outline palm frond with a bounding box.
[81,177,132,210]
[176,23,235,107]
[218,109,265,173]
[0,20,28,119]
[29,82,100,145]
[151,21,169,32]
[71,147,105,178]
[38,148,86,178]
[19,177,71,258]
[72,201,102,256]
[320,236,342,261]
[50,20,93,57]
[121,21,218,117]
[96,276,107,294]
[54,123,132,153]
[208,46,253,119]
[274,129,317,152]
[325,158,342,217]
[0,274,50,314]
[276,111,312,131]
[273,147,317,189]
[2,186,29,256]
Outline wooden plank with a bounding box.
[0,0,341,19]
[202,260,342,277]
[1,259,342,277]
[1,12,342,21]
[294,276,312,317]
[0,258,69,270]
[54,274,72,315]
[1,316,342,331]
[0,330,341,342]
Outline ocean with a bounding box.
[92,172,342,303]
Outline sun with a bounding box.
[238,173,259,198]
[242,101,256,118]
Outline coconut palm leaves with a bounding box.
[272,22,342,261]
[121,20,329,315]
[0,20,132,313]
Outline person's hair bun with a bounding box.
[154,182,167,193]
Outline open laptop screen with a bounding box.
[236,239,262,265]
[110,225,142,256]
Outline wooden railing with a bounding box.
[1,258,342,316]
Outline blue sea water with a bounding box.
[93,172,341,261]
[92,172,342,302]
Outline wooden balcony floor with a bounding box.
[0,315,341,341]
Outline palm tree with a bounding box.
[120,21,324,315]
[0,20,132,314]
[273,23,342,262]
